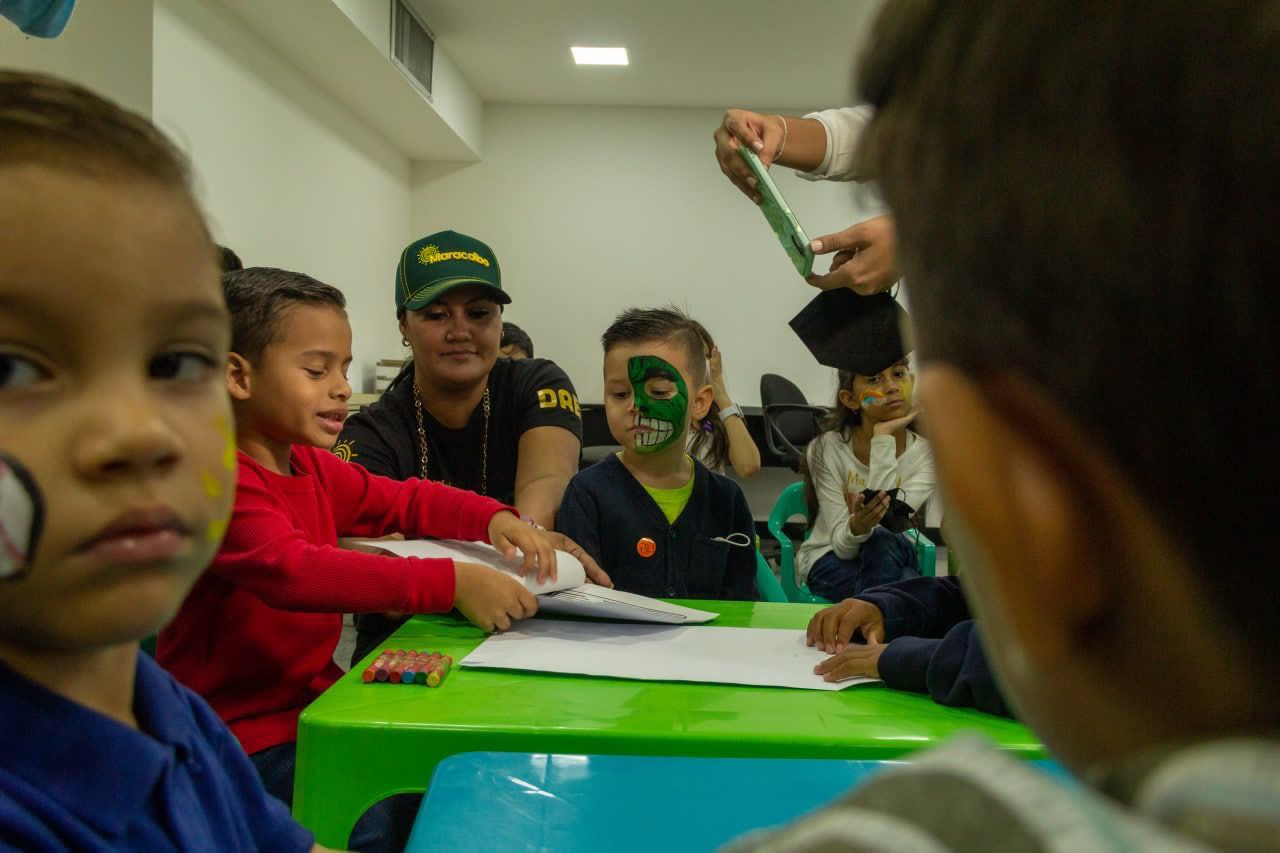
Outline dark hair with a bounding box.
[602,307,727,466]
[219,245,243,272]
[858,1,1280,662]
[0,69,212,277]
[500,322,535,358]
[223,267,346,362]
[801,370,860,520]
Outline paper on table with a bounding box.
[461,619,878,691]
[347,538,584,594]
[346,539,719,624]
[538,586,717,624]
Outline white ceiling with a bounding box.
[406,0,887,110]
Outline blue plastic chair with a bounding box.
[766,482,936,604]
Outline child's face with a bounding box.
[0,165,234,651]
[232,304,352,450]
[603,339,713,455]
[841,360,914,424]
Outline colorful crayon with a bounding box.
[377,650,403,683]
[361,650,395,683]
[398,662,416,683]
[363,649,456,686]
[426,656,452,687]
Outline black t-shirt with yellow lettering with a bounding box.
[335,356,582,505]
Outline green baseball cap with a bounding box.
[395,230,510,312]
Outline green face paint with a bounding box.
[628,355,688,454]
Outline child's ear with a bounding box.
[226,352,253,401]
[689,382,715,423]
[837,388,860,413]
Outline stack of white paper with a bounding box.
[347,539,719,624]
[461,619,877,691]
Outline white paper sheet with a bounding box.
[537,586,718,624]
[346,539,719,623]
[347,538,584,594]
[461,619,878,691]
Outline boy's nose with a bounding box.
[74,394,182,479]
[333,377,351,401]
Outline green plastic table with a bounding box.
[294,601,1042,847]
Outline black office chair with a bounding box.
[760,374,826,471]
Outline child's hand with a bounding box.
[846,490,890,536]
[708,346,731,405]
[873,409,920,437]
[814,641,887,681]
[544,530,614,588]
[453,561,538,632]
[488,511,558,585]
[806,598,886,653]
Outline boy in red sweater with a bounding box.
[158,267,555,845]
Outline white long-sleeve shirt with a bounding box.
[801,105,875,182]
[796,429,936,583]
[796,105,891,221]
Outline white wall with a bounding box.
[153,0,414,390]
[410,104,884,407]
[331,0,484,156]
[0,0,153,117]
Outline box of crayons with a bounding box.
[362,649,452,687]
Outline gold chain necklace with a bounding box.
[414,383,490,495]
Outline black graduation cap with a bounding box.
[789,289,911,374]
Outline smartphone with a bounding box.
[859,488,901,504]
[859,488,914,533]
[738,144,814,276]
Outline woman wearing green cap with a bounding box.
[338,230,610,663]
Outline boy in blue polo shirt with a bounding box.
[0,72,316,851]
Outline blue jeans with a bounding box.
[806,527,920,601]
[251,741,420,853]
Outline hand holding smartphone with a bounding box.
[738,144,814,276]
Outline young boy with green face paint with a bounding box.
[555,308,759,601]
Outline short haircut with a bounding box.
[223,267,346,363]
[603,307,730,466]
[0,71,208,249]
[219,245,243,272]
[500,322,534,358]
[858,1,1280,662]
[601,307,708,385]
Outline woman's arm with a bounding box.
[513,425,580,528]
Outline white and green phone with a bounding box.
[738,144,815,276]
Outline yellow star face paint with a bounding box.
[205,415,236,544]
[217,415,236,471]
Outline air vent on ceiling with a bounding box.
[391,0,434,100]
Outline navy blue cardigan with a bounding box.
[856,576,1011,718]
[555,454,758,601]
